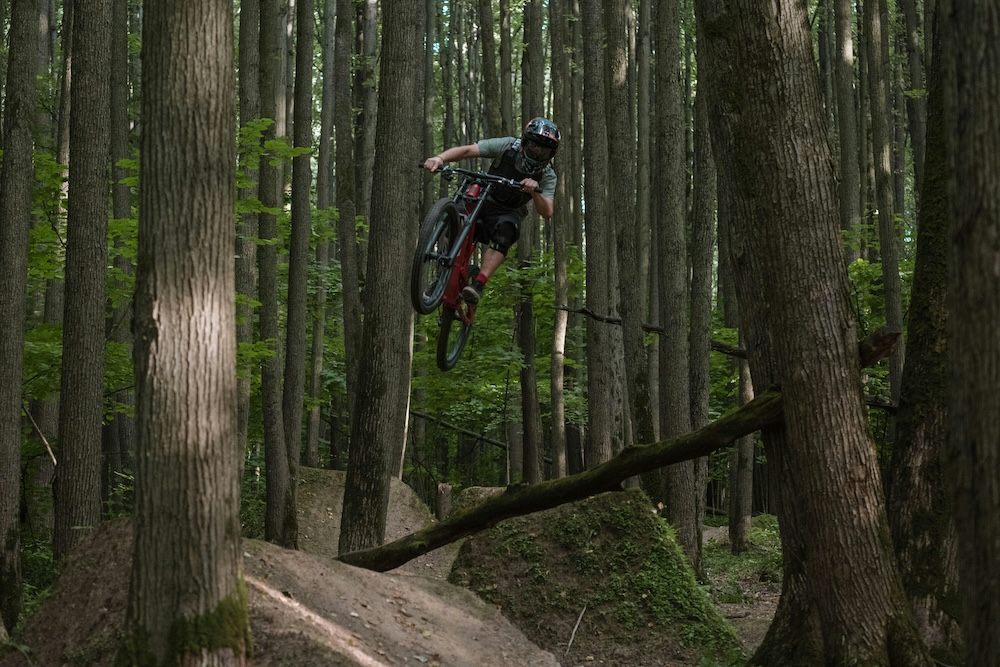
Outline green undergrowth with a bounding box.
[703,514,783,604]
[449,488,744,666]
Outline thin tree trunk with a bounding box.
[236,0,260,469]
[898,0,926,198]
[259,0,294,547]
[53,0,111,561]
[283,0,315,496]
[335,0,362,425]
[581,0,624,469]
[834,0,862,264]
[479,0,502,137]
[0,0,38,631]
[867,0,904,403]
[499,0,512,134]
[305,0,336,468]
[657,0,696,561]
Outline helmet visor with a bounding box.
[523,138,555,163]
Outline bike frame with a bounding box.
[434,168,522,325]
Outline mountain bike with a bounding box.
[411,165,523,371]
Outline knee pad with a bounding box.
[488,222,519,256]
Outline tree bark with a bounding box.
[479,0,502,137]
[898,0,926,198]
[236,0,260,468]
[887,21,962,659]
[305,0,336,469]
[867,0,904,403]
[53,0,111,561]
[941,2,1000,664]
[0,0,38,631]
[339,0,421,553]
[258,0,294,547]
[120,2,252,661]
[695,1,933,664]
[581,0,625,469]
[834,0,862,264]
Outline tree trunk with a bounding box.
[259,0,294,548]
[236,0,260,468]
[355,0,378,272]
[581,0,624,469]
[339,0,421,553]
[695,1,933,664]
[283,0,314,487]
[305,0,336,469]
[0,0,38,631]
[866,0,904,403]
[120,2,252,660]
[499,0,512,134]
[687,59,716,576]
[335,0,362,426]
[607,0,654,464]
[834,0,862,264]
[53,0,111,561]
[941,3,1000,664]
[887,22,962,659]
[897,0,926,198]
[549,0,571,479]
[657,0,696,562]
[479,0,502,137]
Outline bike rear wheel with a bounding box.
[436,307,472,371]
[411,199,460,315]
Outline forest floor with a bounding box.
[1,470,778,667]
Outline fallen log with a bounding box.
[337,328,900,572]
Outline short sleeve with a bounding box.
[477,137,516,159]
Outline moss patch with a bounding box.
[449,488,744,666]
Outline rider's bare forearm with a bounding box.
[437,144,480,163]
[532,192,554,219]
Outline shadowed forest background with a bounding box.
[0,0,997,666]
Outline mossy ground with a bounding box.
[449,488,747,667]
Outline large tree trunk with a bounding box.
[941,3,1000,664]
[258,0,294,547]
[0,0,38,631]
[120,2,252,661]
[695,1,933,664]
[339,0,421,553]
[581,0,624,468]
[53,0,111,561]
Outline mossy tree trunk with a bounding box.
[120,0,251,662]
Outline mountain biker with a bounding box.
[422,117,560,305]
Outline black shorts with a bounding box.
[473,200,522,255]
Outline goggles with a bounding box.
[523,138,555,162]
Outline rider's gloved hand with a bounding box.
[424,156,446,171]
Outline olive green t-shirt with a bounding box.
[476,137,558,217]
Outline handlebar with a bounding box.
[417,163,523,191]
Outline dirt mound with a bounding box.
[1,516,558,667]
[449,489,746,667]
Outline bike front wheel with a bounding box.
[436,307,472,371]
[411,199,460,315]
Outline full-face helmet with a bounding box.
[516,117,561,173]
